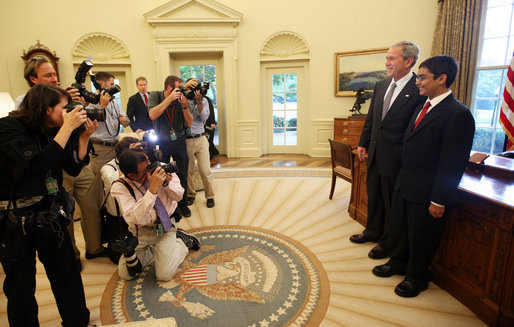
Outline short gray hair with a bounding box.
[391,41,420,67]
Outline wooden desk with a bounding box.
[348,154,514,326]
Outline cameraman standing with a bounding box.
[184,78,215,208]
[148,75,197,218]
[87,72,130,205]
[15,57,108,266]
[0,84,97,327]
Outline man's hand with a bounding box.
[167,88,181,101]
[99,90,110,108]
[357,146,367,161]
[179,93,189,108]
[66,88,82,102]
[148,167,166,194]
[184,79,198,89]
[119,115,130,127]
[194,90,202,103]
[429,203,445,218]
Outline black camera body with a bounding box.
[65,101,106,122]
[111,231,138,256]
[178,81,210,100]
[147,161,178,174]
[72,58,121,104]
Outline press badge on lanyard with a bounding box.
[45,176,58,195]
[170,129,177,141]
[155,222,163,236]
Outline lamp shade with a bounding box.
[0,92,15,118]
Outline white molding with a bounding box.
[309,119,333,157]
[144,0,242,26]
[238,120,261,157]
[260,31,310,61]
[72,32,130,63]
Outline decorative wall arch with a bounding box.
[260,31,310,61]
[72,32,130,63]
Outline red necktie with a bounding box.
[414,101,431,130]
[143,93,148,107]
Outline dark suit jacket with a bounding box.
[359,75,425,177]
[398,94,475,205]
[126,92,153,132]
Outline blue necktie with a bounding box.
[143,181,173,232]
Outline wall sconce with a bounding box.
[0,92,15,118]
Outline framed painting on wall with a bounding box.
[335,48,388,97]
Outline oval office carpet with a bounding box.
[1,167,486,326]
[101,226,329,326]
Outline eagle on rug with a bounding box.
[157,245,266,319]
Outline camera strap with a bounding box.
[113,178,141,238]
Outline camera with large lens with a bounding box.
[65,101,106,122]
[111,231,139,256]
[71,58,121,104]
[178,81,210,100]
[147,161,179,174]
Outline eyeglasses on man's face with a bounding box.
[416,74,435,82]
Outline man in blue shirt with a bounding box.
[184,79,215,208]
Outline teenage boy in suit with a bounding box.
[350,41,425,260]
[372,55,475,298]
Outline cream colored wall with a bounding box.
[0,0,438,157]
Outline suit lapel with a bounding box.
[382,75,417,122]
[406,94,454,140]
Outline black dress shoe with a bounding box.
[349,233,376,244]
[372,264,405,277]
[180,205,191,217]
[394,279,428,298]
[368,244,387,259]
[187,197,195,206]
[206,198,215,208]
[85,247,109,259]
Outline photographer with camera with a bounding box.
[110,149,200,281]
[148,75,198,218]
[14,57,109,268]
[87,72,130,204]
[183,78,215,208]
[0,84,97,326]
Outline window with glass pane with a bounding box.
[179,65,218,145]
[471,0,513,154]
[272,73,297,146]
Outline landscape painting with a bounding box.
[335,48,388,97]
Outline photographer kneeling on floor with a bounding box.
[110,149,200,281]
[0,84,97,327]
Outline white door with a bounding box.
[267,68,303,153]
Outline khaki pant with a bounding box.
[118,226,189,281]
[90,143,116,206]
[186,136,214,199]
[63,165,103,257]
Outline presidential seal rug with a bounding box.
[101,225,329,326]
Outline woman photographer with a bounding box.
[0,83,98,327]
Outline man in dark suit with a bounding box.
[350,41,425,259]
[127,76,153,133]
[372,55,475,297]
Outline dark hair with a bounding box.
[114,136,140,160]
[10,84,70,133]
[119,149,148,176]
[163,75,180,90]
[95,72,115,82]
[136,76,147,84]
[24,56,53,87]
[419,55,459,88]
